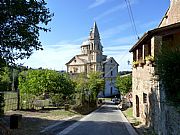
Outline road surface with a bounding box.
[57,101,137,135]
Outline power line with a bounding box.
[125,0,139,40]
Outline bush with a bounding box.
[157,46,180,102]
[50,93,64,107]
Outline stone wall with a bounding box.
[132,64,180,135]
[132,64,158,125]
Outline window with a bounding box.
[74,60,76,63]
[148,44,151,56]
[111,71,113,76]
[111,60,113,63]
[138,46,142,60]
[110,87,113,95]
[143,93,147,103]
[133,51,136,61]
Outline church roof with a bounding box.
[89,21,100,39]
[92,22,99,34]
[103,57,119,65]
[65,55,87,65]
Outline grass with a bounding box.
[122,107,141,126]
[2,104,99,135]
[123,107,133,117]
[122,107,157,135]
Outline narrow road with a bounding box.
[57,101,137,135]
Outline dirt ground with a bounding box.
[3,108,80,135]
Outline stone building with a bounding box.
[66,22,119,97]
[129,0,180,134]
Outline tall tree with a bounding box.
[87,71,104,102]
[116,75,132,95]
[73,73,88,105]
[0,0,53,63]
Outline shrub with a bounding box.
[157,46,180,102]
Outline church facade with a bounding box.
[66,22,119,97]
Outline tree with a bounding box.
[0,66,11,91]
[116,74,132,95]
[73,73,88,105]
[18,69,75,105]
[87,71,104,103]
[0,0,53,63]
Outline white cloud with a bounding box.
[95,4,125,20]
[95,0,138,20]
[18,42,133,71]
[88,0,107,9]
[101,23,132,38]
[113,35,137,44]
[18,43,81,70]
[103,44,133,71]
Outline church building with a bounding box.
[66,22,119,97]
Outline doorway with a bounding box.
[136,95,140,117]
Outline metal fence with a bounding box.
[0,91,18,112]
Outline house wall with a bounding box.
[132,33,180,135]
[132,65,158,124]
[104,59,119,97]
[68,65,86,73]
[159,0,180,27]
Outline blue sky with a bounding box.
[19,0,170,71]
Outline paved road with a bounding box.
[57,101,137,135]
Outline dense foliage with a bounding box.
[87,71,105,102]
[0,0,53,63]
[115,75,132,95]
[73,73,88,105]
[157,46,180,102]
[18,69,75,105]
[73,72,104,106]
[0,66,11,91]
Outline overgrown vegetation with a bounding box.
[18,69,75,107]
[73,71,105,107]
[116,74,132,95]
[157,46,180,103]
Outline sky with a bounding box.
[18,0,170,71]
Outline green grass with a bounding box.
[122,107,141,126]
[47,109,78,117]
[123,107,133,118]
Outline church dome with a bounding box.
[82,40,90,46]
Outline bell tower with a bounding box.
[89,22,103,63]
